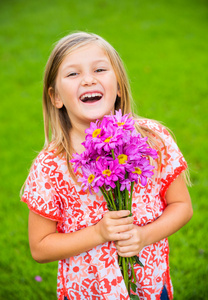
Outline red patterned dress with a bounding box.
[22,120,187,300]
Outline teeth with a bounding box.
[80,93,102,100]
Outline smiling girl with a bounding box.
[21,32,192,300]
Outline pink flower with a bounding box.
[34,276,42,282]
[71,110,157,190]
[114,143,142,167]
[93,121,123,154]
[128,157,155,186]
[95,158,125,189]
[70,110,158,298]
[106,109,135,131]
[79,162,100,194]
[84,120,104,149]
[70,151,89,172]
[120,178,131,191]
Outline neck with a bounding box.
[70,123,88,155]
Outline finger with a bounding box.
[116,244,139,255]
[117,251,138,258]
[103,215,133,230]
[107,210,131,219]
[114,231,132,241]
[104,211,134,227]
[115,223,134,234]
[113,217,134,228]
[116,238,132,247]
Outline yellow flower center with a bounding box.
[118,154,128,164]
[92,128,101,138]
[117,122,125,126]
[133,167,142,175]
[104,136,112,143]
[88,174,95,184]
[102,169,111,177]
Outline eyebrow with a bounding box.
[62,59,110,71]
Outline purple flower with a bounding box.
[71,150,92,172]
[115,143,142,165]
[95,158,125,189]
[128,157,155,186]
[78,162,100,194]
[130,133,158,159]
[120,178,131,192]
[69,110,158,299]
[35,276,42,282]
[106,109,135,131]
[70,109,157,193]
[84,120,104,149]
[93,121,123,154]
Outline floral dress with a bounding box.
[22,120,187,300]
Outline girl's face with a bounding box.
[51,43,120,129]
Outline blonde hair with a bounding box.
[43,32,134,174]
[43,31,190,185]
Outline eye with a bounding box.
[95,68,106,73]
[67,72,78,77]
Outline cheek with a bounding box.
[57,84,75,103]
[109,77,119,95]
[112,76,120,97]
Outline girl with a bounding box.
[21,32,193,300]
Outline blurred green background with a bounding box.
[0,0,207,299]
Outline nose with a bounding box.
[81,74,97,86]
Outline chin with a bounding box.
[83,105,115,123]
[87,112,108,121]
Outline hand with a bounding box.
[115,224,145,257]
[94,210,134,244]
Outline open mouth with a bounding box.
[80,92,103,103]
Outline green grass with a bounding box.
[0,0,207,299]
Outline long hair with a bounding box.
[43,31,191,185]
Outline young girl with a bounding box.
[21,32,193,300]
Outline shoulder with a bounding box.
[135,118,185,163]
[135,118,170,138]
[30,147,67,176]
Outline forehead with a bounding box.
[60,43,111,68]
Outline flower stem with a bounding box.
[116,181,122,210]
[100,187,115,210]
[122,257,129,293]
[108,189,117,211]
[128,182,134,212]
[125,187,129,210]
[111,149,116,160]
[111,149,122,209]
[129,257,137,283]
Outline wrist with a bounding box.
[93,222,106,245]
[134,224,148,251]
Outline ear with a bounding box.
[48,87,64,109]
[117,84,121,97]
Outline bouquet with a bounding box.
[71,110,158,299]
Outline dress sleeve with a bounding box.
[157,125,188,202]
[21,151,63,222]
[137,119,188,203]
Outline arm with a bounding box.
[28,209,134,263]
[115,173,193,257]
